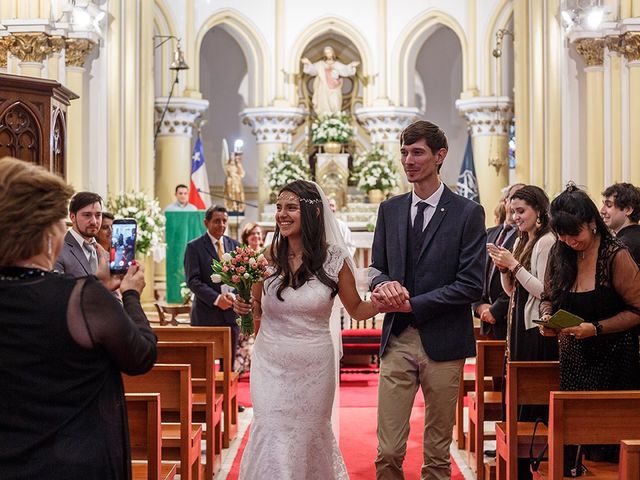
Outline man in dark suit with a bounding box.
[473,184,522,340]
[370,120,486,480]
[184,204,240,362]
[54,191,103,278]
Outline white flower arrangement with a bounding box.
[351,144,400,193]
[107,191,166,261]
[311,112,355,144]
[265,150,311,195]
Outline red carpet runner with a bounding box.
[228,374,464,479]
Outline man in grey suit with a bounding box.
[54,191,103,277]
[370,121,486,480]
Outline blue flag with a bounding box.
[456,134,480,203]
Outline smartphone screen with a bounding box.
[110,219,137,274]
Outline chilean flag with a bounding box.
[189,136,210,210]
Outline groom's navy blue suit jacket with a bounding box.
[370,186,486,361]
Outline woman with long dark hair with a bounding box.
[540,184,640,469]
[233,180,377,479]
[488,185,559,362]
[540,184,640,390]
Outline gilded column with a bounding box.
[154,97,209,210]
[64,38,96,190]
[355,106,419,192]
[456,96,514,217]
[575,37,605,199]
[47,36,65,81]
[622,32,640,185]
[240,107,307,211]
[7,32,51,77]
[0,37,8,73]
[513,0,530,183]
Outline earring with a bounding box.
[536,216,542,228]
[592,227,597,234]
[47,235,52,257]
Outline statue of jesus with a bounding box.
[301,46,359,115]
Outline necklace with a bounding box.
[0,265,50,281]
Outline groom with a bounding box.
[370,120,486,479]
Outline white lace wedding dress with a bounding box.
[239,245,349,479]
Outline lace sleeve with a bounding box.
[67,277,157,375]
[324,244,349,280]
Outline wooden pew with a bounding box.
[619,440,640,479]
[495,361,560,480]
[156,341,223,479]
[126,393,177,480]
[123,364,202,480]
[540,391,640,479]
[454,326,484,450]
[467,339,506,480]
[154,326,239,448]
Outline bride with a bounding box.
[233,180,378,479]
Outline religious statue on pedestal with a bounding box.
[222,139,246,213]
[301,46,359,115]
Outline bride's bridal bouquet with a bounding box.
[211,246,269,335]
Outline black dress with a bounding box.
[507,283,559,362]
[557,242,640,391]
[0,268,157,479]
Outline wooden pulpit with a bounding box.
[0,73,78,175]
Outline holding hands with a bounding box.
[371,281,412,313]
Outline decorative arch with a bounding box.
[483,0,514,96]
[195,9,270,107]
[287,16,374,107]
[153,0,177,95]
[392,9,468,107]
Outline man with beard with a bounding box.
[54,191,103,277]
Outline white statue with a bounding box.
[301,46,359,115]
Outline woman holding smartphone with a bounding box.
[488,185,559,363]
[0,157,157,479]
[488,185,559,478]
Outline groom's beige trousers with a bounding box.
[375,326,464,480]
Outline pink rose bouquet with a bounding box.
[211,245,269,335]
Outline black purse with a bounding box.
[528,418,585,477]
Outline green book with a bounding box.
[545,309,584,329]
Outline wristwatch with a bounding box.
[593,321,603,336]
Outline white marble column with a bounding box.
[240,107,307,211]
[154,97,209,210]
[355,106,419,192]
[456,96,514,214]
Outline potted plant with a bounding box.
[264,150,311,198]
[310,112,354,153]
[351,145,400,203]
